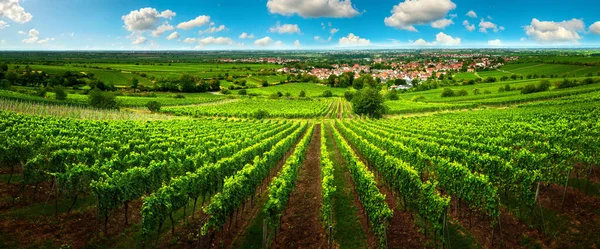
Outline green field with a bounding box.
[234,83,346,97]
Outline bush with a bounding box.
[238,89,247,95]
[441,88,455,97]
[253,109,269,119]
[483,90,492,94]
[268,93,280,99]
[0,79,11,89]
[54,85,67,100]
[34,87,48,97]
[456,89,468,96]
[89,89,119,109]
[173,94,185,99]
[299,90,306,98]
[521,80,551,94]
[146,101,161,112]
[472,88,481,95]
[321,90,333,97]
[262,81,269,87]
[344,90,355,101]
[386,90,399,100]
[410,95,425,102]
[220,88,231,95]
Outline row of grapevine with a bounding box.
[163,99,333,118]
[141,123,306,236]
[320,124,335,230]
[329,123,392,248]
[200,123,310,235]
[337,121,501,225]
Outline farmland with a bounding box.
[1,50,600,249]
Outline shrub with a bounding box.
[253,109,269,119]
[456,89,468,96]
[386,90,399,100]
[0,79,10,89]
[344,90,354,101]
[262,81,269,87]
[89,89,119,109]
[173,94,185,99]
[269,93,280,99]
[410,95,426,102]
[220,88,231,95]
[146,101,161,112]
[54,85,67,100]
[472,88,481,95]
[299,90,306,98]
[35,87,48,97]
[441,88,455,97]
[321,90,333,97]
[238,89,247,95]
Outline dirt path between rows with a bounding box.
[270,125,327,249]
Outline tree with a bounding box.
[146,101,161,112]
[89,89,119,109]
[131,78,139,92]
[0,79,10,89]
[262,80,269,87]
[0,63,8,72]
[299,90,306,98]
[238,89,247,95]
[386,90,399,100]
[344,90,355,101]
[472,88,481,95]
[54,85,67,100]
[321,90,333,97]
[351,87,387,119]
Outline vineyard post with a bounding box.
[262,218,267,249]
[328,225,333,249]
[585,163,593,194]
[561,169,571,211]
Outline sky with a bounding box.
[1,0,600,50]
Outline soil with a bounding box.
[0,199,143,248]
[573,163,599,183]
[270,125,327,249]
[539,183,600,220]
[337,101,343,119]
[326,125,378,249]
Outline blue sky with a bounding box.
[1,0,600,50]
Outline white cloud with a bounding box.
[159,10,176,19]
[1,39,5,45]
[269,23,301,34]
[197,36,234,46]
[435,32,460,45]
[590,21,600,34]
[199,24,227,34]
[294,40,301,47]
[431,18,454,29]
[410,32,460,46]
[21,28,38,43]
[17,30,24,35]
[0,0,33,23]
[254,36,273,46]
[330,28,339,34]
[384,0,456,32]
[266,0,359,18]
[479,18,499,33]
[122,8,173,31]
[166,31,180,40]
[183,38,197,44]
[339,33,370,46]
[275,40,283,46]
[524,18,584,43]
[152,22,174,37]
[0,20,8,29]
[463,20,475,31]
[37,38,54,44]
[314,36,321,41]
[239,32,254,39]
[177,15,211,30]
[466,10,477,18]
[132,36,148,45]
[520,37,526,41]
[488,39,502,47]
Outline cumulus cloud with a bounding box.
[269,23,301,34]
[159,10,176,19]
[590,21,600,34]
[166,31,180,40]
[266,0,359,18]
[294,40,301,47]
[479,19,500,33]
[463,20,475,31]
[466,10,477,18]
[524,18,584,43]
[132,36,148,45]
[384,0,456,32]
[197,36,234,46]
[200,24,227,34]
[152,22,174,37]
[339,33,370,46]
[239,32,254,39]
[17,30,24,35]
[177,15,211,30]
[254,36,273,46]
[183,38,197,44]
[0,20,7,29]
[21,29,39,43]
[431,18,454,29]
[410,32,460,46]
[122,8,174,31]
[330,28,339,34]
[488,39,502,47]
[0,0,33,23]
[275,40,283,46]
